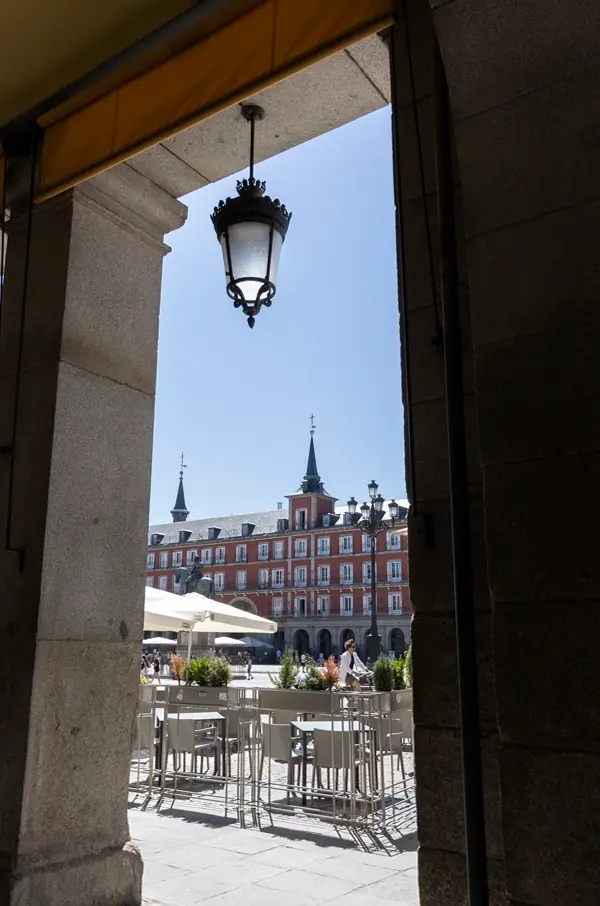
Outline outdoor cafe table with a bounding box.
[291,720,364,806]
[155,709,226,778]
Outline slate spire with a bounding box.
[171,452,189,522]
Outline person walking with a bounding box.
[246,654,253,681]
[153,653,161,683]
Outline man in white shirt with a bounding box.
[339,638,370,687]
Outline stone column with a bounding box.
[390,2,504,903]
[433,3,600,904]
[0,160,186,906]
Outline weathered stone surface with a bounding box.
[418,848,508,906]
[501,746,600,905]
[494,601,600,751]
[415,727,504,860]
[413,611,496,729]
[468,198,600,348]
[476,323,600,466]
[484,453,600,602]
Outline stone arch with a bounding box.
[293,628,310,655]
[340,627,355,650]
[318,628,332,658]
[389,628,406,657]
[228,597,257,614]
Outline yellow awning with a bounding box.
[36,0,393,202]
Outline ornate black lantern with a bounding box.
[211,104,292,328]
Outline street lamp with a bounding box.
[352,482,400,663]
[211,104,292,328]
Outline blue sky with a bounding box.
[150,106,405,524]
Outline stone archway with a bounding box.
[318,628,332,658]
[340,627,355,650]
[229,597,257,614]
[293,629,310,655]
[389,628,406,657]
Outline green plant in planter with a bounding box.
[271,649,298,689]
[392,654,407,690]
[373,656,394,692]
[210,656,233,687]
[184,657,212,686]
[300,663,328,691]
[404,643,413,687]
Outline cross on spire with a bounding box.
[171,451,189,523]
[309,413,316,435]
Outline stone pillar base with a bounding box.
[2,843,142,906]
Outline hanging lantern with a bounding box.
[211,104,292,328]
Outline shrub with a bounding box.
[299,663,328,691]
[210,656,233,687]
[320,656,340,689]
[373,656,394,693]
[404,643,413,687]
[171,654,186,684]
[184,657,213,686]
[271,649,298,689]
[392,655,407,690]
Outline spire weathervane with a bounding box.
[309,413,316,436]
[179,451,187,478]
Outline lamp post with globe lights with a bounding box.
[347,481,400,663]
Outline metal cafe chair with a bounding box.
[258,723,305,804]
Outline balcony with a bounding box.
[270,609,285,619]
[258,581,269,589]
[236,583,247,592]
[274,551,285,560]
[340,578,353,586]
[316,609,330,617]
[317,578,330,587]
[236,556,247,564]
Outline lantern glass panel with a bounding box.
[221,221,283,302]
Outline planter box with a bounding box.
[259,688,345,715]
[168,685,239,707]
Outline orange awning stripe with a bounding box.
[36,0,393,202]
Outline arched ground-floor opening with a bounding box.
[228,597,257,614]
[340,628,355,651]
[389,628,406,657]
[293,629,310,656]
[318,628,332,658]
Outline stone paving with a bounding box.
[131,801,419,906]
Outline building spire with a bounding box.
[302,416,324,493]
[170,451,189,522]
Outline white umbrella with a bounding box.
[240,636,274,649]
[214,636,247,647]
[144,588,277,658]
[143,636,177,647]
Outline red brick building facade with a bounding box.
[147,436,411,657]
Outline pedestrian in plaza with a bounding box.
[153,654,161,683]
[246,654,253,681]
[318,652,324,667]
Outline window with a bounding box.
[343,512,352,525]
[215,546,226,564]
[187,549,197,565]
[236,569,247,590]
[147,553,155,569]
[200,548,212,564]
[214,573,224,591]
[389,593,403,613]
[322,515,330,527]
[294,597,307,617]
[339,535,353,554]
[173,551,182,567]
[318,565,330,586]
[388,561,402,581]
[294,538,307,557]
[145,577,154,587]
[272,597,284,617]
[158,575,168,590]
[236,544,247,563]
[362,534,373,552]
[274,541,285,560]
[259,568,269,588]
[317,537,330,555]
[317,595,330,615]
[272,568,285,588]
[387,532,401,551]
[340,563,353,584]
[342,595,353,615]
[172,575,179,592]
[294,566,307,587]
[159,551,168,568]
[258,542,269,560]
[363,594,372,614]
[362,562,372,582]
[295,509,307,530]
